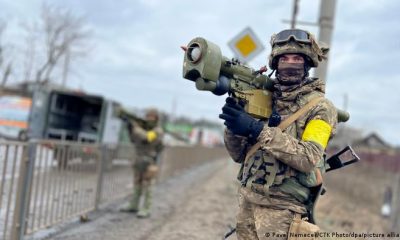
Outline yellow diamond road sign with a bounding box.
[235,35,257,57]
[228,27,264,63]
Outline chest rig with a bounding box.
[240,96,324,198]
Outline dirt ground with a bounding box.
[317,160,394,234]
[42,157,396,240]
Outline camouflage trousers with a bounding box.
[130,164,156,214]
[133,167,155,189]
[236,187,306,240]
[133,159,157,192]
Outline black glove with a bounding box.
[219,97,264,141]
[268,108,281,127]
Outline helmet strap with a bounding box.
[268,69,276,78]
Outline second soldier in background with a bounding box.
[121,108,164,218]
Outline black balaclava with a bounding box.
[145,120,157,130]
[275,55,310,86]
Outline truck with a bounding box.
[27,87,128,144]
[1,84,134,167]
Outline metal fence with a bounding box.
[0,141,27,240]
[0,140,135,240]
[0,139,228,240]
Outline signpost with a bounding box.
[228,27,264,63]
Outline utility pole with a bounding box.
[170,96,177,122]
[314,0,337,82]
[291,0,300,29]
[391,174,400,231]
[62,48,70,88]
[343,93,348,111]
[283,0,318,29]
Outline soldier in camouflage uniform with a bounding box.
[219,29,337,239]
[121,108,164,218]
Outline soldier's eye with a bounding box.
[293,57,304,63]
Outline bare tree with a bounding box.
[32,4,91,85]
[21,22,38,83]
[0,21,12,88]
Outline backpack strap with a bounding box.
[245,96,324,163]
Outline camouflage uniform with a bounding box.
[224,78,337,239]
[128,120,164,217]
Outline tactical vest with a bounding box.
[134,126,164,159]
[239,91,326,203]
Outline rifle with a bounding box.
[307,146,360,224]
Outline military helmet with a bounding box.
[268,29,329,70]
[145,108,159,120]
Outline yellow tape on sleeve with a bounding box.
[146,130,157,143]
[302,119,332,149]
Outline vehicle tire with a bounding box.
[18,130,28,141]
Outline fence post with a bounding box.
[94,144,107,210]
[11,141,37,240]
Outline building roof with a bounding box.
[352,132,392,149]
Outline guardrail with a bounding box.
[0,140,227,240]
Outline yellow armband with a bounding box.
[302,119,332,149]
[146,130,157,143]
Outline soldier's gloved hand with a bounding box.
[219,97,264,141]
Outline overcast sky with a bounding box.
[1,0,399,145]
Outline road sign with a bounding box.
[228,27,265,63]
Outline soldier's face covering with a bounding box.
[145,120,157,129]
[142,113,157,130]
[276,62,305,86]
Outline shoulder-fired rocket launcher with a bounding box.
[116,107,150,129]
[182,37,349,122]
